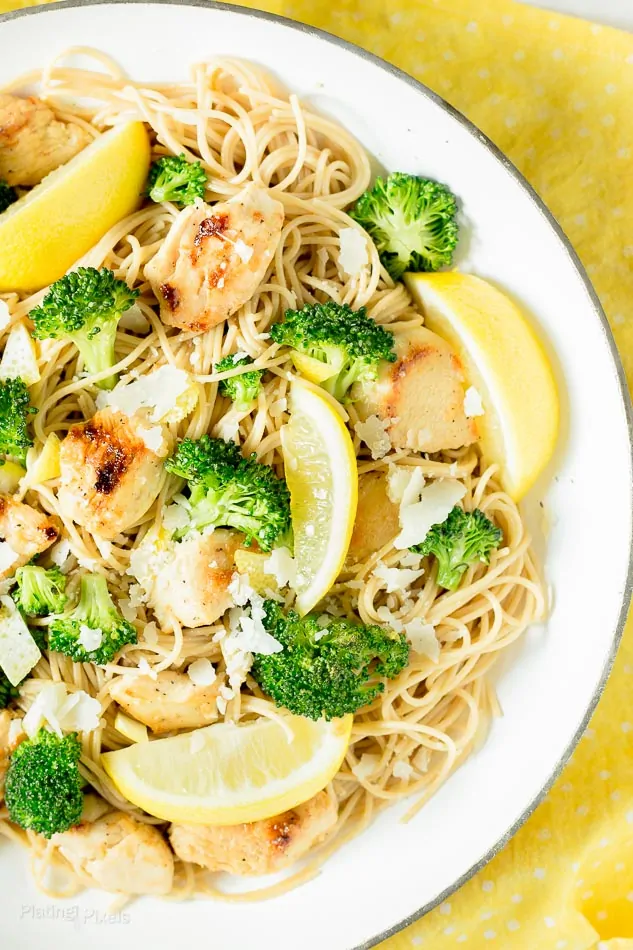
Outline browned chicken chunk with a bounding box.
[169,791,337,876]
[0,493,59,578]
[145,183,284,332]
[53,810,174,895]
[131,527,241,631]
[0,94,90,187]
[348,471,400,564]
[356,327,479,453]
[109,670,220,734]
[58,410,163,540]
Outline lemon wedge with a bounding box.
[234,548,279,595]
[405,272,559,500]
[102,711,351,825]
[0,122,150,293]
[281,383,357,615]
[292,351,339,384]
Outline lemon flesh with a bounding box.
[281,383,358,615]
[0,122,150,292]
[102,712,352,825]
[405,272,559,500]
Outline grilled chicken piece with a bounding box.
[0,94,90,187]
[356,327,478,454]
[137,528,241,631]
[169,791,337,876]
[348,471,400,564]
[58,410,163,540]
[110,670,220,734]
[52,810,174,896]
[145,183,284,332]
[0,493,59,578]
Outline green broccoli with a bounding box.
[5,729,84,837]
[411,506,502,591]
[165,435,290,552]
[215,354,263,411]
[350,173,459,280]
[270,301,396,403]
[0,670,19,709]
[48,573,137,665]
[0,179,18,215]
[146,154,207,206]
[12,565,67,617]
[251,600,409,720]
[30,267,139,390]
[0,376,36,461]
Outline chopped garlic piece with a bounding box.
[392,759,414,781]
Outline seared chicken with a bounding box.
[0,94,90,187]
[0,493,59,578]
[135,528,241,630]
[169,791,337,876]
[356,327,478,453]
[145,183,284,332]
[348,471,400,564]
[110,670,220,734]
[58,410,163,540]
[52,810,174,895]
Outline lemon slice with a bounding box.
[405,272,559,500]
[291,351,339,384]
[102,711,351,825]
[0,122,150,293]
[281,383,357,615]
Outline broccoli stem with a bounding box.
[77,573,115,626]
[73,323,120,390]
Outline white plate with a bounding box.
[0,3,631,948]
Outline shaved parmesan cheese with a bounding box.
[142,621,159,646]
[392,759,414,781]
[395,478,466,549]
[387,464,412,504]
[264,547,297,588]
[217,417,240,443]
[98,365,192,423]
[227,610,282,656]
[50,538,72,570]
[228,572,255,607]
[78,625,103,653]
[234,239,254,263]
[399,551,423,569]
[0,596,41,686]
[187,658,217,687]
[232,350,250,364]
[162,502,190,535]
[118,304,150,334]
[354,415,391,460]
[137,657,158,680]
[373,561,424,593]
[22,682,101,738]
[352,752,380,780]
[134,424,165,455]
[376,604,404,633]
[339,227,369,277]
[413,747,431,773]
[0,541,19,575]
[464,386,485,418]
[8,717,25,746]
[404,618,440,662]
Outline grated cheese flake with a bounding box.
[78,625,103,653]
[464,385,485,418]
[375,604,404,633]
[352,752,380,780]
[234,239,254,263]
[354,415,391,460]
[373,561,424,593]
[395,477,466,549]
[22,682,101,738]
[97,365,192,423]
[187,658,217,687]
[404,618,440,662]
[338,227,369,277]
[263,547,297,588]
[392,759,415,781]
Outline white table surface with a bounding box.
[528,0,633,29]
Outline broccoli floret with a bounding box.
[0,179,18,215]
[5,729,84,837]
[146,154,207,206]
[30,267,139,391]
[0,377,36,461]
[48,573,137,665]
[165,435,290,552]
[0,670,19,709]
[270,301,396,403]
[12,565,67,617]
[251,601,409,720]
[351,173,459,280]
[215,354,263,411]
[411,506,502,591]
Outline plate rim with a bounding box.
[1,1,632,945]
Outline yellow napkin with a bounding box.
[1,0,633,944]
